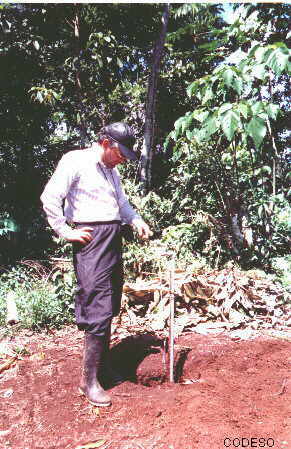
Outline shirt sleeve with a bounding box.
[113,168,141,225]
[40,153,77,239]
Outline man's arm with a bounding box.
[40,154,75,239]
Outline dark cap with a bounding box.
[102,122,138,161]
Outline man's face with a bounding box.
[102,141,127,169]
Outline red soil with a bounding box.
[0,326,290,449]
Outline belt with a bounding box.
[74,220,121,226]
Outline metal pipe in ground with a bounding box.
[168,254,175,383]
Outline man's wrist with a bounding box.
[131,217,144,228]
[58,226,75,241]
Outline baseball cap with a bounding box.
[102,122,138,161]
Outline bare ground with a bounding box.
[0,326,290,449]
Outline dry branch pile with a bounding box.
[4,259,289,340]
[117,267,290,338]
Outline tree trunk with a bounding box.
[140,4,170,194]
[74,4,88,146]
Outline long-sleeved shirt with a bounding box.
[40,147,141,239]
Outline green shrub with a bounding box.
[14,283,75,330]
[271,255,291,292]
[0,264,75,330]
[123,235,210,280]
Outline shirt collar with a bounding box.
[90,142,115,171]
[89,143,106,167]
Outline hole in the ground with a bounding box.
[110,334,192,386]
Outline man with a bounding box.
[41,122,151,407]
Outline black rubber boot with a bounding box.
[79,333,111,406]
[99,324,124,388]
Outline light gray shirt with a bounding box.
[40,147,141,239]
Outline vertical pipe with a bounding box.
[169,254,175,383]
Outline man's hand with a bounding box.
[133,219,153,240]
[67,227,94,244]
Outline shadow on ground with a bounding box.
[108,333,191,386]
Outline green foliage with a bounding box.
[166,5,290,270]
[0,213,19,236]
[161,221,211,265]
[122,170,219,275]
[174,4,201,19]
[0,265,75,329]
[14,286,74,330]
[51,267,76,308]
[29,87,61,105]
[121,179,174,235]
[172,42,290,148]
[123,236,210,280]
[247,195,291,264]
[270,255,291,291]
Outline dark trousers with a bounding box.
[72,221,123,336]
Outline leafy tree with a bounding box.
[168,4,290,266]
